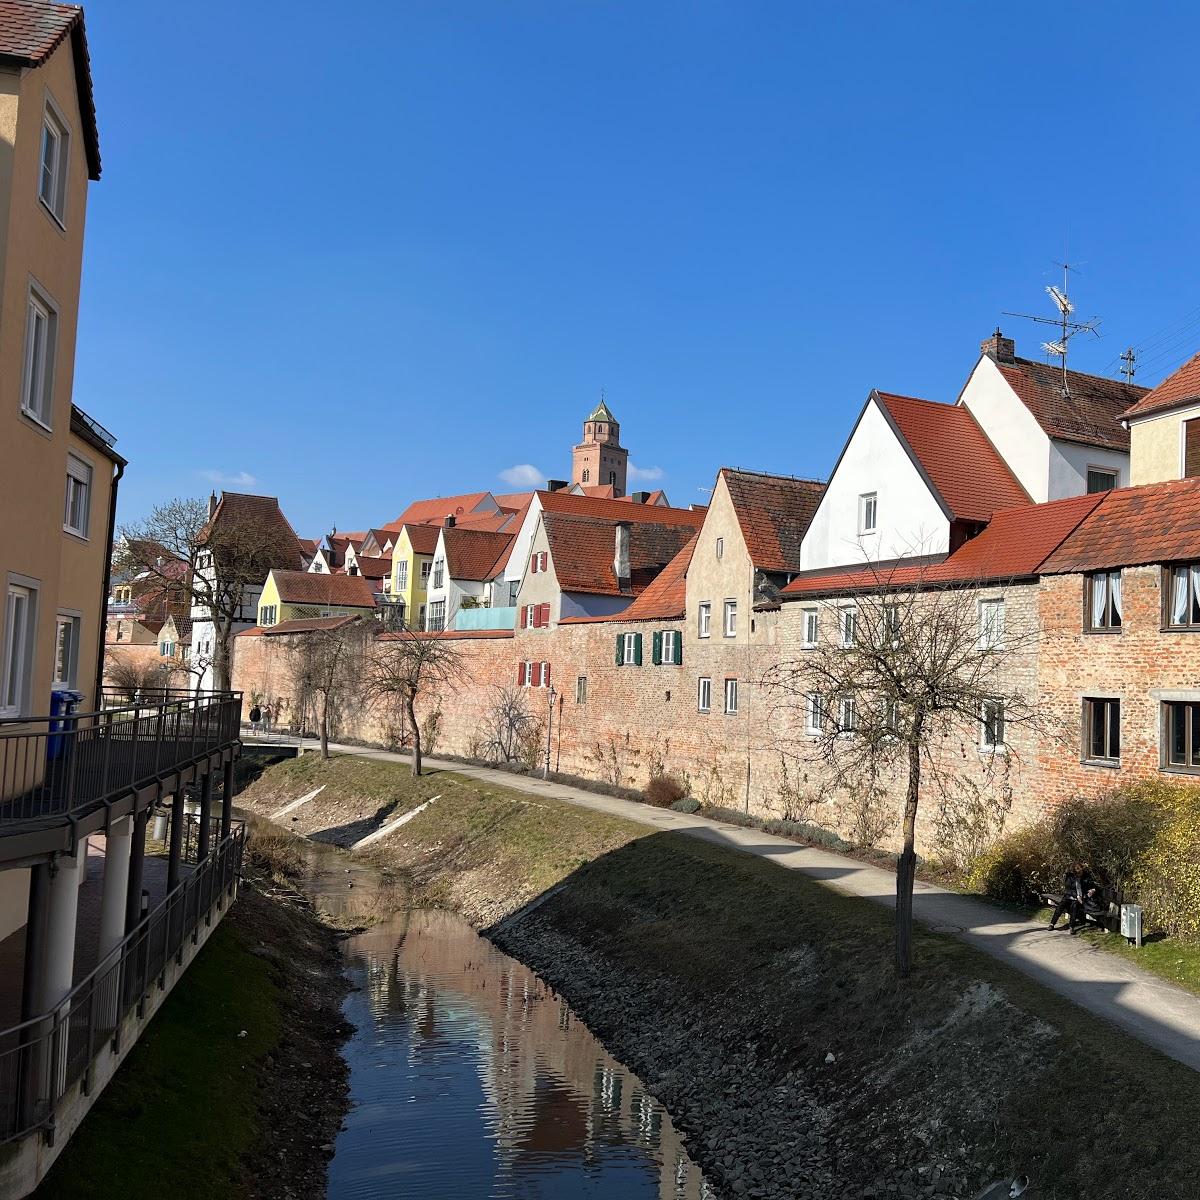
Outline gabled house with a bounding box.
[389,523,441,630]
[958,330,1147,500]
[422,525,515,632]
[799,389,1028,572]
[256,569,376,628]
[1122,350,1200,486]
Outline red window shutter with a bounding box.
[517,662,526,686]
[543,661,551,685]
[531,555,540,575]
[538,603,550,628]
[540,552,548,572]
[1187,419,1200,479]
[531,662,543,687]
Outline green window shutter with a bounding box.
[634,633,643,666]
[652,631,663,665]
[615,634,624,666]
[674,633,683,666]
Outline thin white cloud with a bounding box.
[628,463,665,483]
[198,469,258,488]
[499,464,546,487]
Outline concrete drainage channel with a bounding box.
[350,796,441,850]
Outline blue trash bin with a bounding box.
[48,688,84,761]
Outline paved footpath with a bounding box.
[272,735,1200,1073]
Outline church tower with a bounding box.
[571,399,628,497]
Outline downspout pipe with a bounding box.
[95,458,125,705]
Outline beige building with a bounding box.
[1123,351,1200,485]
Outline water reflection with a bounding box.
[328,908,712,1199]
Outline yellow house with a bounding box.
[389,523,440,629]
[257,569,376,627]
[1125,352,1200,485]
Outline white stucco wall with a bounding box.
[800,397,949,571]
[958,357,1051,503]
[1049,439,1129,498]
[504,496,545,585]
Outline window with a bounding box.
[805,693,823,735]
[1165,564,1200,628]
[697,676,712,713]
[418,604,426,627]
[396,561,409,589]
[64,454,91,538]
[883,603,901,645]
[39,101,69,224]
[53,614,79,686]
[159,639,176,658]
[1087,467,1118,494]
[1186,419,1200,479]
[885,698,901,735]
[420,561,431,584]
[1084,697,1120,763]
[426,600,446,632]
[1165,701,1200,772]
[582,468,591,483]
[698,602,711,638]
[431,559,445,589]
[723,599,737,638]
[858,492,878,535]
[2,582,36,715]
[660,629,682,666]
[619,631,639,665]
[21,289,57,427]
[608,470,617,487]
[260,604,277,627]
[1086,570,1122,631]
[715,537,724,560]
[839,606,857,648]
[576,675,587,704]
[724,678,739,715]
[980,699,1006,751]
[978,598,1005,650]
[801,607,818,648]
[837,695,856,734]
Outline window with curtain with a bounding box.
[1083,697,1120,762]
[1164,701,1200,773]
[1166,564,1200,628]
[1086,570,1122,631]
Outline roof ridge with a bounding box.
[1011,355,1149,393]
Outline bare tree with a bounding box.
[288,618,369,759]
[483,685,540,764]
[366,627,464,776]
[764,561,1054,978]
[117,496,300,691]
[104,650,172,702]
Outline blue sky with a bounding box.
[77,2,1200,537]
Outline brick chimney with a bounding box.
[208,491,218,518]
[980,328,1015,363]
[545,479,568,493]
[613,521,631,587]
[443,514,456,528]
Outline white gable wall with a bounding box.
[1049,439,1128,498]
[800,397,949,571]
[504,496,546,585]
[958,356,1051,502]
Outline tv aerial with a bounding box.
[1003,262,1101,395]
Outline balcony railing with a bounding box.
[0,823,245,1143]
[0,692,241,828]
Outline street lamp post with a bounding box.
[543,683,557,779]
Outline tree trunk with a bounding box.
[319,693,330,760]
[407,695,422,777]
[896,735,922,979]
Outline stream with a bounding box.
[299,841,712,1199]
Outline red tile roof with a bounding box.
[399,523,442,555]
[388,492,495,527]
[262,615,362,636]
[1121,351,1200,422]
[784,492,1106,598]
[537,489,705,529]
[876,392,1029,522]
[440,527,515,581]
[377,628,513,641]
[542,513,696,597]
[991,357,1145,451]
[721,469,824,574]
[561,534,697,623]
[270,570,376,608]
[1040,477,1200,574]
[0,1,99,178]
[456,509,522,533]
[494,491,535,511]
[351,555,391,581]
[198,492,305,571]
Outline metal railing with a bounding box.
[0,692,241,827]
[0,823,245,1143]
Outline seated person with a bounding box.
[1048,862,1099,932]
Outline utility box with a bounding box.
[1121,903,1144,948]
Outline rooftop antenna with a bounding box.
[1119,346,1137,384]
[1003,260,1101,395]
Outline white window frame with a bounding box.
[662,629,680,665]
[724,678,739,715]
[698,602,711,639]
[427,600,447,632]
[419,561,432,583]
[697,676,712,713]
[53,611,80,687]
[715,537,724,560]
[159,639,176,658]
[801,607,818,648]
[978,597,1005,651]
[621,631,637,664]
[21,285,58,429]
[2,578,39,717]
[980,698,1006,752]
[839,605,857,648]
[575,675,587,704]
[396,560,408,590]
[805,693,823,735]
[837,695,856,735]
[260,604,277,627]
[39,95,70,226]
[1086,466,1118,494]
[431,558,445,590]
[723,599,737,638]
[64,452,92,538]
[858,492,878,535]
